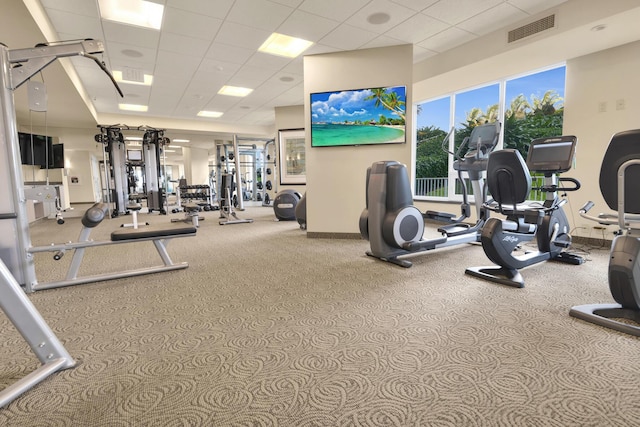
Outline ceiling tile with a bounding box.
[154,51,202,79]
[319,24,379,50]
[507,0,568,15]
[165,0,235,19]
[205,42,255,64]
[360,35,408,50]
[195,58,242,77]
[269,0,305,8]
[276,10,340,42]
[159,32,211,57]
[226,0,294,32]
[423,0,503,26]
[461,3,529,36]
[103,41,158,68]
[214,21,272,50]
[346,0,417,33]
[385,13,449,43]
[388,0,439,12]
[417,26,476,52]
[231,65,278,83]
[162,7,222,40]
[41,0,99,17]
[245,52,294,71]
[44,9,102,39]
[298,0,369,22]
[102,21,161,50]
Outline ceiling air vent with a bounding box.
[508,15,555,43]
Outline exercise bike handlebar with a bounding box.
[579,200,640,230]
[531,176,581,193]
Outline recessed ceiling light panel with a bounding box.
[218,85,253,97]
[99,0,164,30]
[259,33,313,58]
[198,110,224,118]
[119,103,148,112]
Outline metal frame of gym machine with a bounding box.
[0,40,121,408]
[96,124,168,217]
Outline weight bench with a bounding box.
[26,203,196,292]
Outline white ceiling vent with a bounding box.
[508,15,555,43]
[123,67,145,83]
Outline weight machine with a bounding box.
[95,125,169,216]
[0,40,122,407]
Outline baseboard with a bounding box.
[572,235,612,248]
[306,232,363,240]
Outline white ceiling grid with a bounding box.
[34,0,568,141]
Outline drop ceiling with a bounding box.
[6,0,575,148]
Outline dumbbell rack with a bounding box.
[176,184,215,211]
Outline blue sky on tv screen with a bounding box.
[417,66,566,130]
[311,86,406,124]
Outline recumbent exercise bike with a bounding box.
[465,135,583,288]
[570,129,640,337]
[360,121,500,267]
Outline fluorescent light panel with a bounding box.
[258,33,313,58]
[198,110,223,118]
[119,103,148,112]
[172,139,190,143]
[98,0,164,30]
[218,85,253,97]
[113,70,153,86]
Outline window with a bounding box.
[414,65,565,201]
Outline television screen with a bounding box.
[310,86,406,147]
[18,132,55,167]
[50,144,64,169]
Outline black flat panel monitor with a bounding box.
[50,144,64,169]
[526,136,577,173]
[18,132,57,168]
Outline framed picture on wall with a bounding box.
[278,128,306,185]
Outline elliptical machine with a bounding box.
[570,129,640,336]
[465,135,583,288]
[359,121,500,267]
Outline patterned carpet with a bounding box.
[0,206,638,426]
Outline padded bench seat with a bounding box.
[111,223,197,241]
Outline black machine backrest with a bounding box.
[600,129,640,214]
[486,149,531,206]
[468,121,501,155]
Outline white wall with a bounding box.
[563,40,640,238]
[304,45,413,235]
[190,146,210,186]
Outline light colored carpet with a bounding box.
[0,206,638,426]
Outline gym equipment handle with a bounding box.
[580,201,595,213]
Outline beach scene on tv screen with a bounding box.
[311,86,406,147]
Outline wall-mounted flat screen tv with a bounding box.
[310,85,406,147]
[18,132,63,168]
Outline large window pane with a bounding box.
[415,97,450,197]
[413,65,565,202]
[452,84,499,197]
[504,66,566,157]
